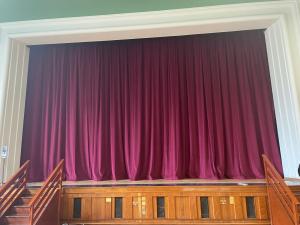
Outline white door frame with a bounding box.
[0,0,299,180]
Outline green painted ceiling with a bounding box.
[0,0,277,23]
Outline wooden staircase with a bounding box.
[1,189,37,225]
[0,160,64,225]
[263,155,300,225]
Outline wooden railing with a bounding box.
[0,160,30,216]
[263,154,300,225]
[28,160,64,225]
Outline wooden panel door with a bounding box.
[92,197,112,220]
[175,196,197,219]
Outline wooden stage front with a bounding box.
[28,179,300,225]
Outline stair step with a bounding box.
[0,222,28,225]
[16,196,32,205]
[23,188,38,196]
[0,215,30,224]
[7,205,30,215]
[21,191,35,198]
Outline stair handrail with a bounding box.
[262,154,300,225]
[0,160,30,216]
[28,159,64,225]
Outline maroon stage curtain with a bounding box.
[21,30,283,182]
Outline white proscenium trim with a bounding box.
[265,18,300,178]
[0,0,299,180]
[0,39,29,180]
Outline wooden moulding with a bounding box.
[60,184,270,225]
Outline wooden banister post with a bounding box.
[57,160,64,225]
[29,206,33,225]
[26,161,30,184]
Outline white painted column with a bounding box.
[0,30,12,182]
[265,18,300,178]
[0,31,11,143]
[0,38,30,181]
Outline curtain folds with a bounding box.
[21,30,283,181]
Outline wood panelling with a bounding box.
[61,185,270,225]
[255,196,269,220]
[165,196,175,219]
[63,195,92,220]
[175,196,192,219]
[92,197,112,220]
[123,197,132,219]
[233,196,244,220]
[211,196,221,220]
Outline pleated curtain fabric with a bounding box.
[21,30,283,181]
